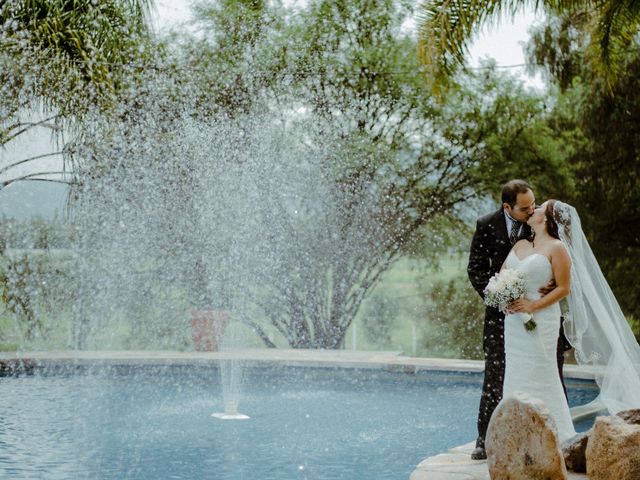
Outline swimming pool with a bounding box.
[0,364,598,479]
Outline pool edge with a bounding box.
[0,349,598,379]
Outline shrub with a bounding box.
[361,293,400,348]
[421,275,485,359]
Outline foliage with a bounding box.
[420,274,485,359]
[63,0,576,350]
[416,0,640,92]
[525,12,590,92]
[0,0,154,189]
[0,0,153,116]
[0,0,610,352]
[628,316,640,344]
[361,292,401,348]
[527,17,640,319]
[0,253,69,340]
[180,0,284,119]
[444,62,574,203]
[244,1,571,348]
[0,216,75,249]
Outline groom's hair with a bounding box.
[501,180,533,207]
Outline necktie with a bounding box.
[509,220,521,245]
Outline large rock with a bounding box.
[562,431,589,473]
[586,415,640,480]
[617,408,640,425]
[486,392,567,480]
[562,408,640,474]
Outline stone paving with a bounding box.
[0,349,599,479]
[410,441,588,480]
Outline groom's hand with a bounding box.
[539,280,556,296]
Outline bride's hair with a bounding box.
[544,200,562,240]
[549,200,573,245]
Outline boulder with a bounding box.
[486,392,567,480]
[616,408,640,425]
[562,431,589,473]
[561,408,640,474]
[586,415,640,480]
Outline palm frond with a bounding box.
[415,0,599,92]
[1,0,155,110]
[589,0,640,89]
[416,0,537,91]
[542,0,593,13]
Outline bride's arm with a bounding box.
[510,243,571,313]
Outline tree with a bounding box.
[226,0,573,348]
[182,0,284,119]
[527,15,640,319]
[417,0,640,92]
[66,0,573,350]
[0,0,154,188]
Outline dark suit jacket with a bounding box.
[468,209,531,301]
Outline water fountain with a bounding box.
[69,112,344,420]
[211,321,250,420]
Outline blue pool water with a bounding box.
[0,364,598,479]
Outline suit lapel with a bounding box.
[491,209,510,246]
[490,208,513,263]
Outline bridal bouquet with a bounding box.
[483,269,537,332]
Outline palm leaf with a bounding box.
[1,0,154,101]
[416,0,594,91]
[589,0,640,89]
[416,0,535,91]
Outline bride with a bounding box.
[500,199,640,442]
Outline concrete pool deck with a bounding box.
[409,441,589,480]
[0,349,599,480]
[0,348,479,371]
[0,349,598,378]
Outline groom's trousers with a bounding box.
[477,310,505,444]
[476,310,571,443]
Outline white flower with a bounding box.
[483,268,536,332]
[483,268,527,309]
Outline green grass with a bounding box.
[0,253,471,355]
[346,253,469,356]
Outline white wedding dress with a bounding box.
[502,250,577,443]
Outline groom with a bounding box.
[467,179,570,460]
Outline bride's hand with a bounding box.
[508,298,537,314]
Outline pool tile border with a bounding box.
[0,349,598,379]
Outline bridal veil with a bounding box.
[554,201,640,413]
